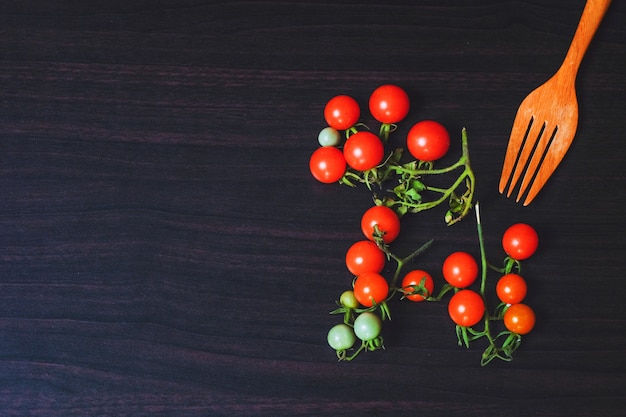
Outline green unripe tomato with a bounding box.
[327,323,356,351]
[318,126,342,147]
[353,312,382,342]
[340,290,359,309]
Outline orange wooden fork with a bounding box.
[499,0,612,205]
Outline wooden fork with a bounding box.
[499,0,612,205]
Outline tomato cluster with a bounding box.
[326,205,404,359]
[310,85,477,226]
[498,223,538,336]
[312,88,396,182]
[328,211,540,363]
[440,217,539,364]
[487,223,539,338]
[312,86,453,179]
[312,86,540,365]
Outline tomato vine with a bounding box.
[339,128,474,226]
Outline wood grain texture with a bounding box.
[0,1,625,416]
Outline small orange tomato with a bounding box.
[503,303,536,335]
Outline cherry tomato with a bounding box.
[309,146,346,183]
[345,240,386,276]
[324,95,360,130]
[496,273,527,304]
[442,252,479,288]
[360,205,401,244]
[339,290,359,309]
[448,289,485,327]
[343,131,385,171]
[318,126,341,147]
[353,312,382,342]
[503,303,535,335]
[502,223,539,260]
[353,272,389,307]
[368,84,410,124]
[401,270,434,302]
[327,323,356,351]
[406,120,450,162]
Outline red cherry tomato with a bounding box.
[324,95,360,130]
[360,205,401,244]
[442,252,479,288]
[345,240,386,276]
[343,131,385,171]
[502,223,539,260]
[309,146,346,183]
[368,84,410,124]
[401,270,434,302]
[503,303,536,335]
[353,272,389,307]
[496,273,527,304]
[406,120,450,162]
[448,289,485,327]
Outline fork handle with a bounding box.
[560,0,612,77]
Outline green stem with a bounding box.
[389,239,434,289]
[475,203,488,295]
[424,186,450,194]
[379,123,396,143]
[428,283,455,301]
[474,203,518,365]
[400,168,471,211]
[370,238,434,308]
[475,203,496,361]
[487,262,506,274]
[343,342,367,361]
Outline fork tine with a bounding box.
[505,114,545,197]
[521,121,577,205]
[522,163,557,206]
[499,108,533,194]
[515,121,558,202]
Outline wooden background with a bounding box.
[0,1,624,415]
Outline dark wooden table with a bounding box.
[1,1,625,416]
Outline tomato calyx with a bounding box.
[378,123,398,143]
[400,274,433,302]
